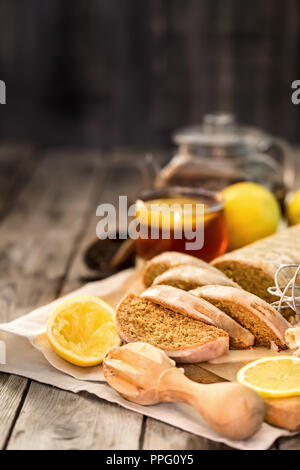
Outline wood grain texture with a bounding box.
[0,149,108,449]
[0,146,39,448]
[8,383,142,450]
[142,419,231,450]
[6,150,145,450]
[0,373,28,449]
[0,150,102,320]
[277,434,300,450]
[0,144,37,218]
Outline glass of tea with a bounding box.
[135,187,228,262]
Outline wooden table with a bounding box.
[0,144,299,450]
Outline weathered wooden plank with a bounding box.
[142,419,232,450]
[0,144,37,219]
[0,280,60,449]
[6,151,145,450]
[277,434,300,450]
[0,144,40,449]
[8,383,141,450]
[0,373,29,449]
[0,150,103,449]
[0,151,102,284]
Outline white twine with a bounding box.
[268,264,300,321]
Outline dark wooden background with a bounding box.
[0,0,300,148]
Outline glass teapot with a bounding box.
[155,112,295,205]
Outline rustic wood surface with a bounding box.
[0,144,299,450]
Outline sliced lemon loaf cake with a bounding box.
[142,251,223,287]
[116,293,229,362]
[190,285,290,349]
[212,225,300,310]
[152,264,240,290]
[140,285,254,349]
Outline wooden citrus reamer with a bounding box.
[103,342,265,440]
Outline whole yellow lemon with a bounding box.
[222,182,281,251]
[286,189,300,226]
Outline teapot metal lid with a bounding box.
[173,112,271,151]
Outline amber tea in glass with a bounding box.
[135,188,228,262]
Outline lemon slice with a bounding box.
[136,197,211,231]
[46,295,121,367]
[237,356,300,398]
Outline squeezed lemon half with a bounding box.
[46,295,120,367]
[237,356,300,398]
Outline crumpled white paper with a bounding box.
[0,268,295,450]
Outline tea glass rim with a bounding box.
[136,186,224,215]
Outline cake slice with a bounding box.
[142,251,221,287]
[152,264,240,290]
[191,285,291,349]
[116,294,229,362]
[141,285,254,349]
[212,225,300,314]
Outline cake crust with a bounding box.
[142,251,221,287]
[212,225,300,317]
[152,264,240,290]
[192,285,291,349]
[116,294,229,362]
[141,285,255,349]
